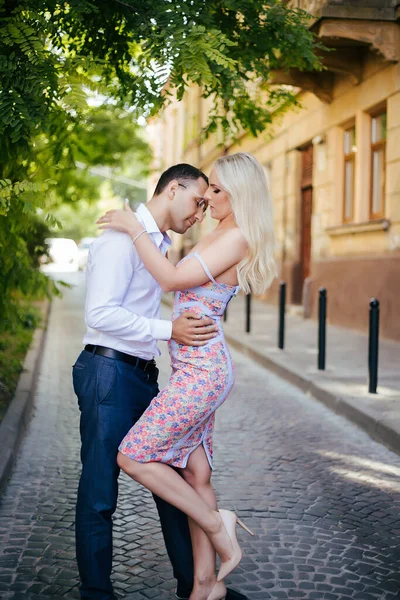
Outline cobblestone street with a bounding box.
[1,272,400,600]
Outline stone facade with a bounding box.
[147,0,400,340]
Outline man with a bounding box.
[73,163,247,600]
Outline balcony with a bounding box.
[273,1,400,103]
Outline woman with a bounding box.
[97,152,276,600]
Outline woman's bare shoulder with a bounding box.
[220,227,248,250]
[224,226,246,241]
[193,227,247,257]
[202,228,247,262]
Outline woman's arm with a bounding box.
[97,209,246,292]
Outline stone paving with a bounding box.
[1,272,400,600]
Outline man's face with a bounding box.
[169,177,209,234]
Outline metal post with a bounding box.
[245,294,251,333]
[278,281,286,349]
[223,305,228,322]
[368,298,380,394]
[318,288,327,370]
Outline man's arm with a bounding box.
[86,232,217,346]
[85,232,171,342]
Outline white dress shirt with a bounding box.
[83,204,172,360]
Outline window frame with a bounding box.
[369,110,386,220]
[343,125,356,224]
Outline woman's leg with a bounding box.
[117,452,233,564]
[182,445,219,600]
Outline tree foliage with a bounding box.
[0,0,321,327]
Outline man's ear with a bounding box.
[167,180,178,200]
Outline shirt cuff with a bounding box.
[150,318,172,341]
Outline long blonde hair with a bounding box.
[214,152,277,295]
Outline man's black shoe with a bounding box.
[175,587,248,600]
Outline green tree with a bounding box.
[0,98,150,326]
[0,0,321,327]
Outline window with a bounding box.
[343,126,356,223]
[370,111,386,219]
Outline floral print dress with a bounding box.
[118,253,239,469]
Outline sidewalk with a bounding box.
[164,293,400,455]
[222,294,400,455]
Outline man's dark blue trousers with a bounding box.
[73,348,194,600]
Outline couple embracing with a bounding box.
[73,153,276,600]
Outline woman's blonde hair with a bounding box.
[214,152,277,295]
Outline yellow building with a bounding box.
[147,0,400,341]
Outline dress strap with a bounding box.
[190,252,217,284]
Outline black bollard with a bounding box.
[278,281,286,349]
[368,298,380,394]
[318,288,327,370]
[245,294,251,333]
[223,305,228,322]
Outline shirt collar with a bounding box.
[136,203,171,248]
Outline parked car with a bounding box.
[77,237,96,270]
[42,237,79,272]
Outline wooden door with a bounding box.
[300,145,313,284]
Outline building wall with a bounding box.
[147,16,400,340]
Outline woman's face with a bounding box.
[204,168,232,221]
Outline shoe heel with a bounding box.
[237,518,255,536]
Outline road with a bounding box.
[0,272,399,600]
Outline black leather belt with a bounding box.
[84,345,156,371]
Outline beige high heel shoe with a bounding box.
[217,509,254,582]
[207,581,227,600]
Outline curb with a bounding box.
[0,300,51,496]
[162,295,400,456]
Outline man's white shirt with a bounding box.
[83,203,172,360]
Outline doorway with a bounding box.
[300,144,313,292]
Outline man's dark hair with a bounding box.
[153,163,208,196]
